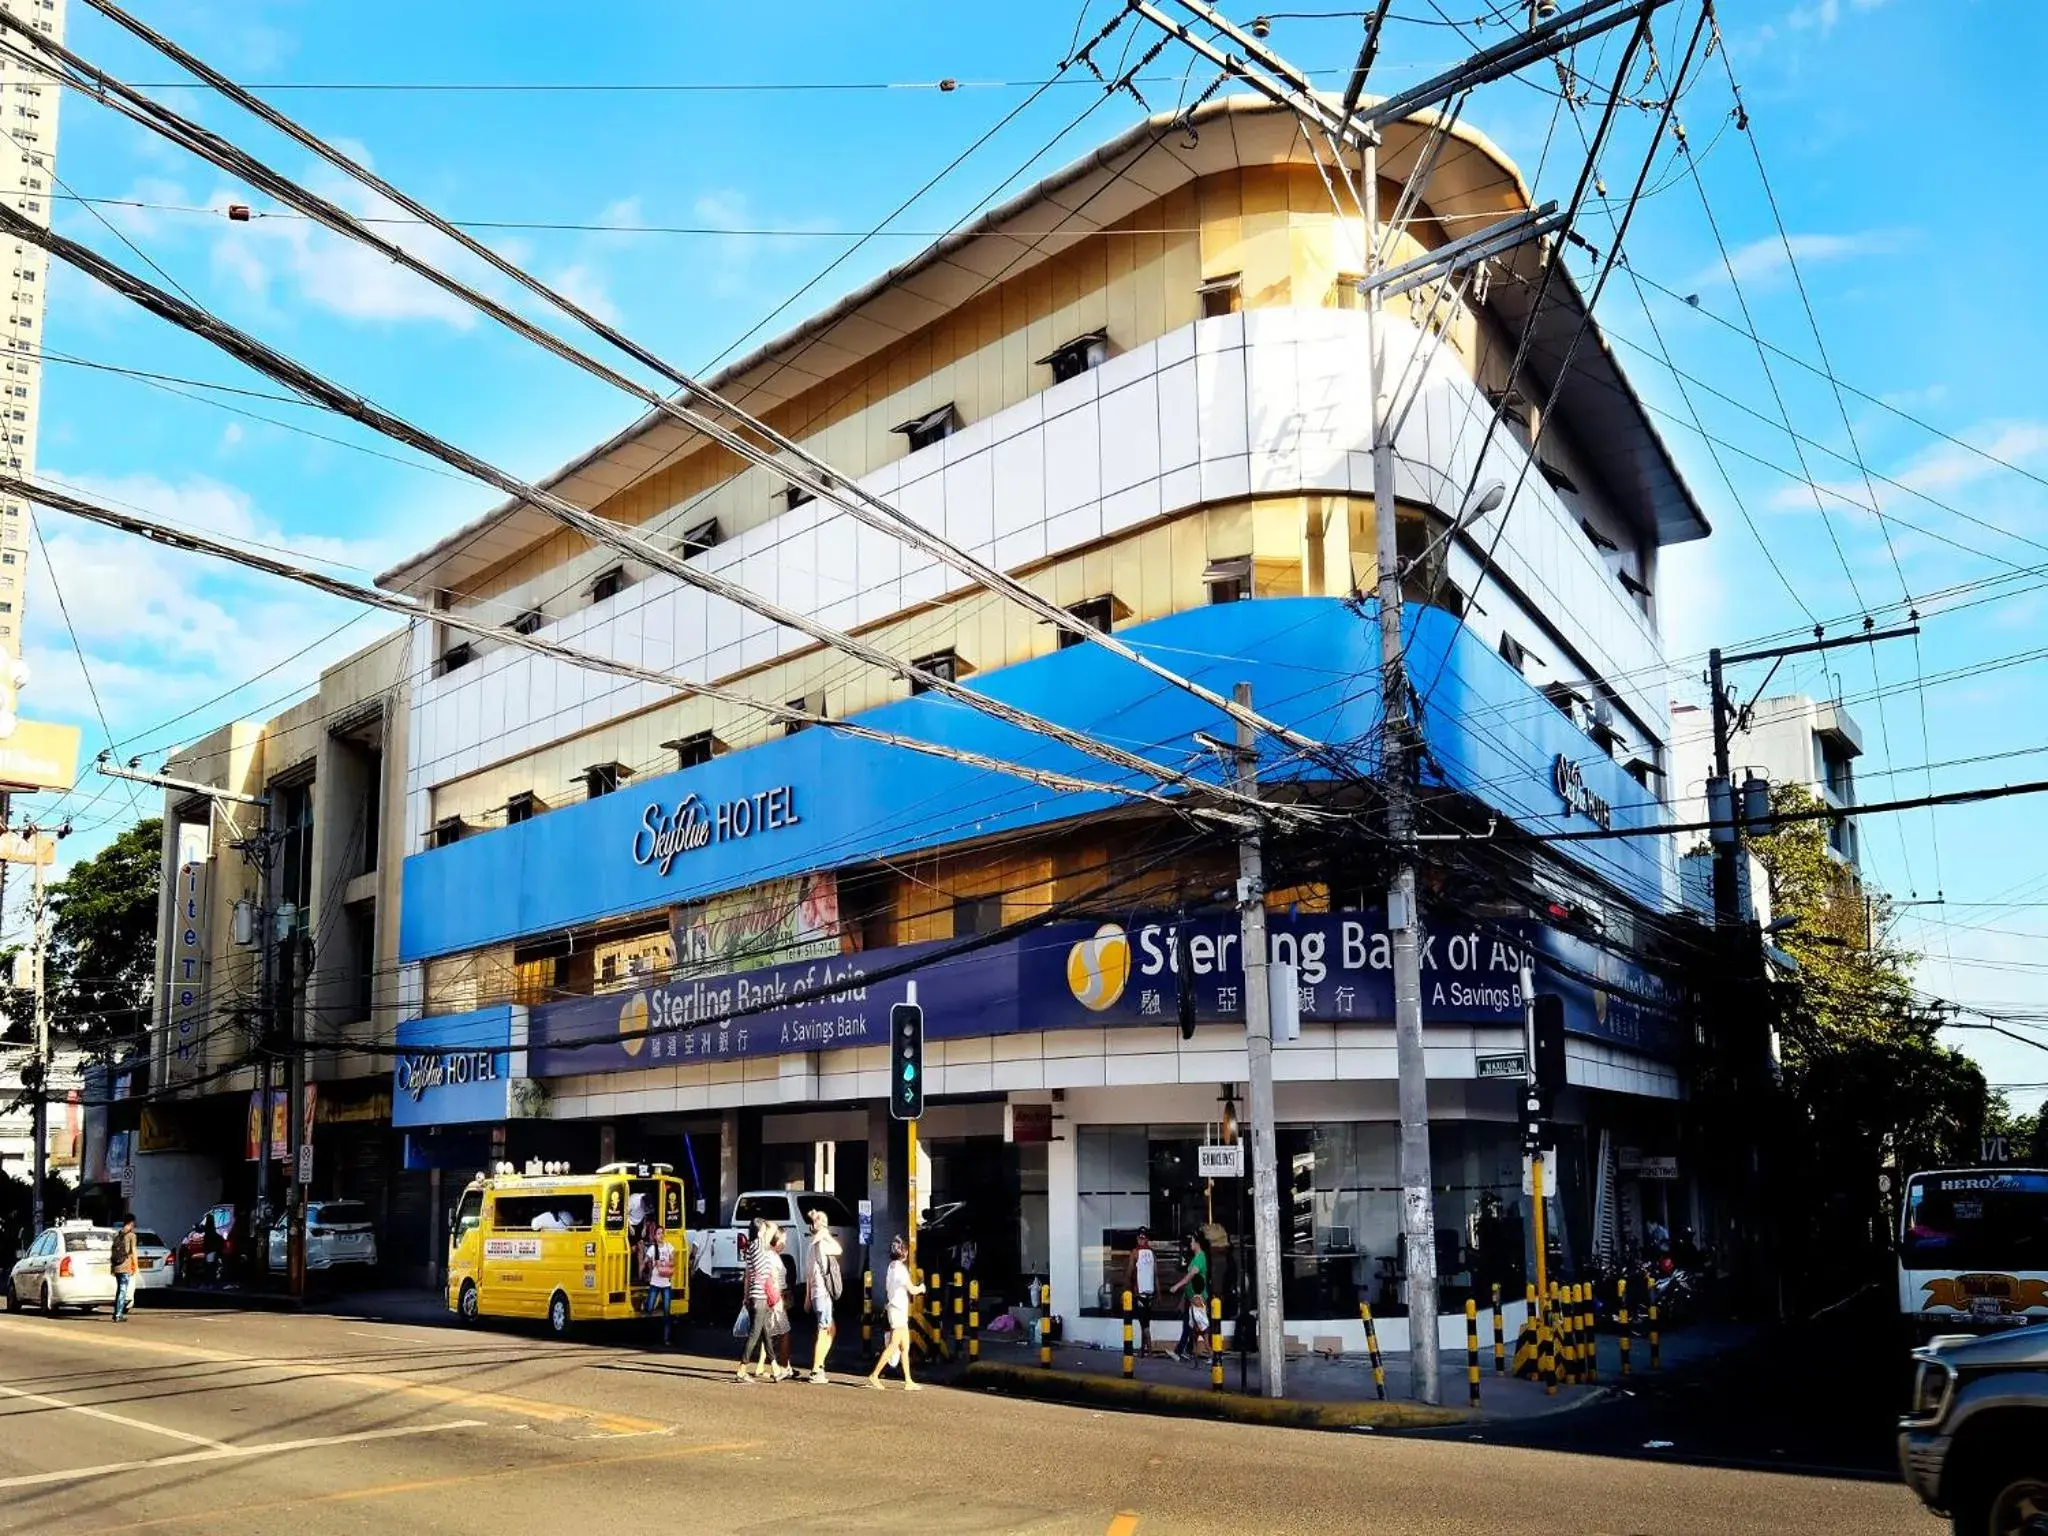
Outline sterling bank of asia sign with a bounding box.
[526,908,1682,1078]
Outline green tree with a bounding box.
[1750,786,1991,1264]
[2,818,164,1057]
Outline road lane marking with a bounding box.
[0,1381,232,1451]
[1107,1515,1141,1536]
[90,1438,763,1531]
[0,1317,669,1435]
[0,1418,487,1490]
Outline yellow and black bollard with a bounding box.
[1491,1283,1506,1376]
[1538,1289,1556,1396]
[1039,1282,1053,1368]
[1210,1295,1224,1392]
[1562,1284,1580,1384]
[1582,1283,1596,1385]
[1122,1288,1135,1379]
[1465,1297,1481,1408]
[969,1279,981,1363]
[862,1268,874,1358]
[952,1270,965,1356]
[1617,1276,1631,1377]
[1359,1302,1387,1400]
[1649,1298,1660,1372]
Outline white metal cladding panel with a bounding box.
[408,311,1673,786]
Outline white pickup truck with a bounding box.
[688,1190,860,1299]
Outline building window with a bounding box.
[783,482,816,511]
[580,762,629,800]
[662,730,722,769]
[909,649,965,695]
[1578,517,1619,554]
[510,608,545,636]
[438,641,473,676]
[1540,680,1587,731]
[784,691,827,735]
[680,517,721,558]
[1540,461,1581,497]
[892,404,959,452]
[1198,274,1242,318]
[588,565,627,603]
[1618,567,1652,605]
[952,895,1004,938]
[1203,556,1251,605]
[1037,329,1108,385]
[1058,594,1117,649]
[428,816,467,850]
[1499,632,1528,675]
[506,790,548,825]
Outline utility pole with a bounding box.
[283,924,309,1297]
[27,843,46,1235]
[1704,622,1918,1313]
[1125,0,1679,1405]
[1232,682,1286,1399]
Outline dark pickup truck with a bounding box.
[1900,1324,2048,1534]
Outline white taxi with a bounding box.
[6,1221,117,1313]
[134,1230,176,1291]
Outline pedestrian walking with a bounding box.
[866,1236,924,1391]
[736,1219,783,1383]
[1124,1227,1158,1355]
[641,1218,677,1347]
[1169,1231,1210,1362]
[768,1228,794,1377]
[804,1206,843,1384]
[110,1214,138,1322]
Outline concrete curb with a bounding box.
[958,1361,1473,1430]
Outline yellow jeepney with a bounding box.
[446,1160,688,1336]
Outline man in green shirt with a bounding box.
[1169,1232,1211,1361]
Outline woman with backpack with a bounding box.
[804,1206,844,1384]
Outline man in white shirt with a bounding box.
[1124,1227,1159,1355]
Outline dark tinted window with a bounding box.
[734,1194,792,1226]
[313,1202,372,1227]
[136,1233,165,1248]
[1905,1172,2048,1269]
[797,1195,855,1227]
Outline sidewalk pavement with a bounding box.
[148,1283,1754,1431]
[960,1319,1755,1428]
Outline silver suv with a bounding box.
[1901,1324,2048,1534]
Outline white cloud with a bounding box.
[219,421,245,452]
[1689,229,1911,291]
[18,470,401,757]
[1770,420,2048,517]
[1787,0,1887,34]
[549,262,622,327]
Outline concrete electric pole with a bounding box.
[1232,681,1286,1399]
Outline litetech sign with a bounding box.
[631,785,802,877]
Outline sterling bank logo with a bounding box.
[1066,923,1132,1012]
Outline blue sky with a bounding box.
[21,0,2048,1094]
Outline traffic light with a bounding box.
[890,1002,924,1121]
[1532,993,1567,1095]
[1521,1081,1549,1157]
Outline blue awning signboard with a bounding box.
[526,908,1679,1079]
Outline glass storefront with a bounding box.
[1079,1117,1570,1318]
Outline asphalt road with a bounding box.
[0,1305,1939,1535]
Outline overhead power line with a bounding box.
[52,0,1320,767]
[3,472,1252,821]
